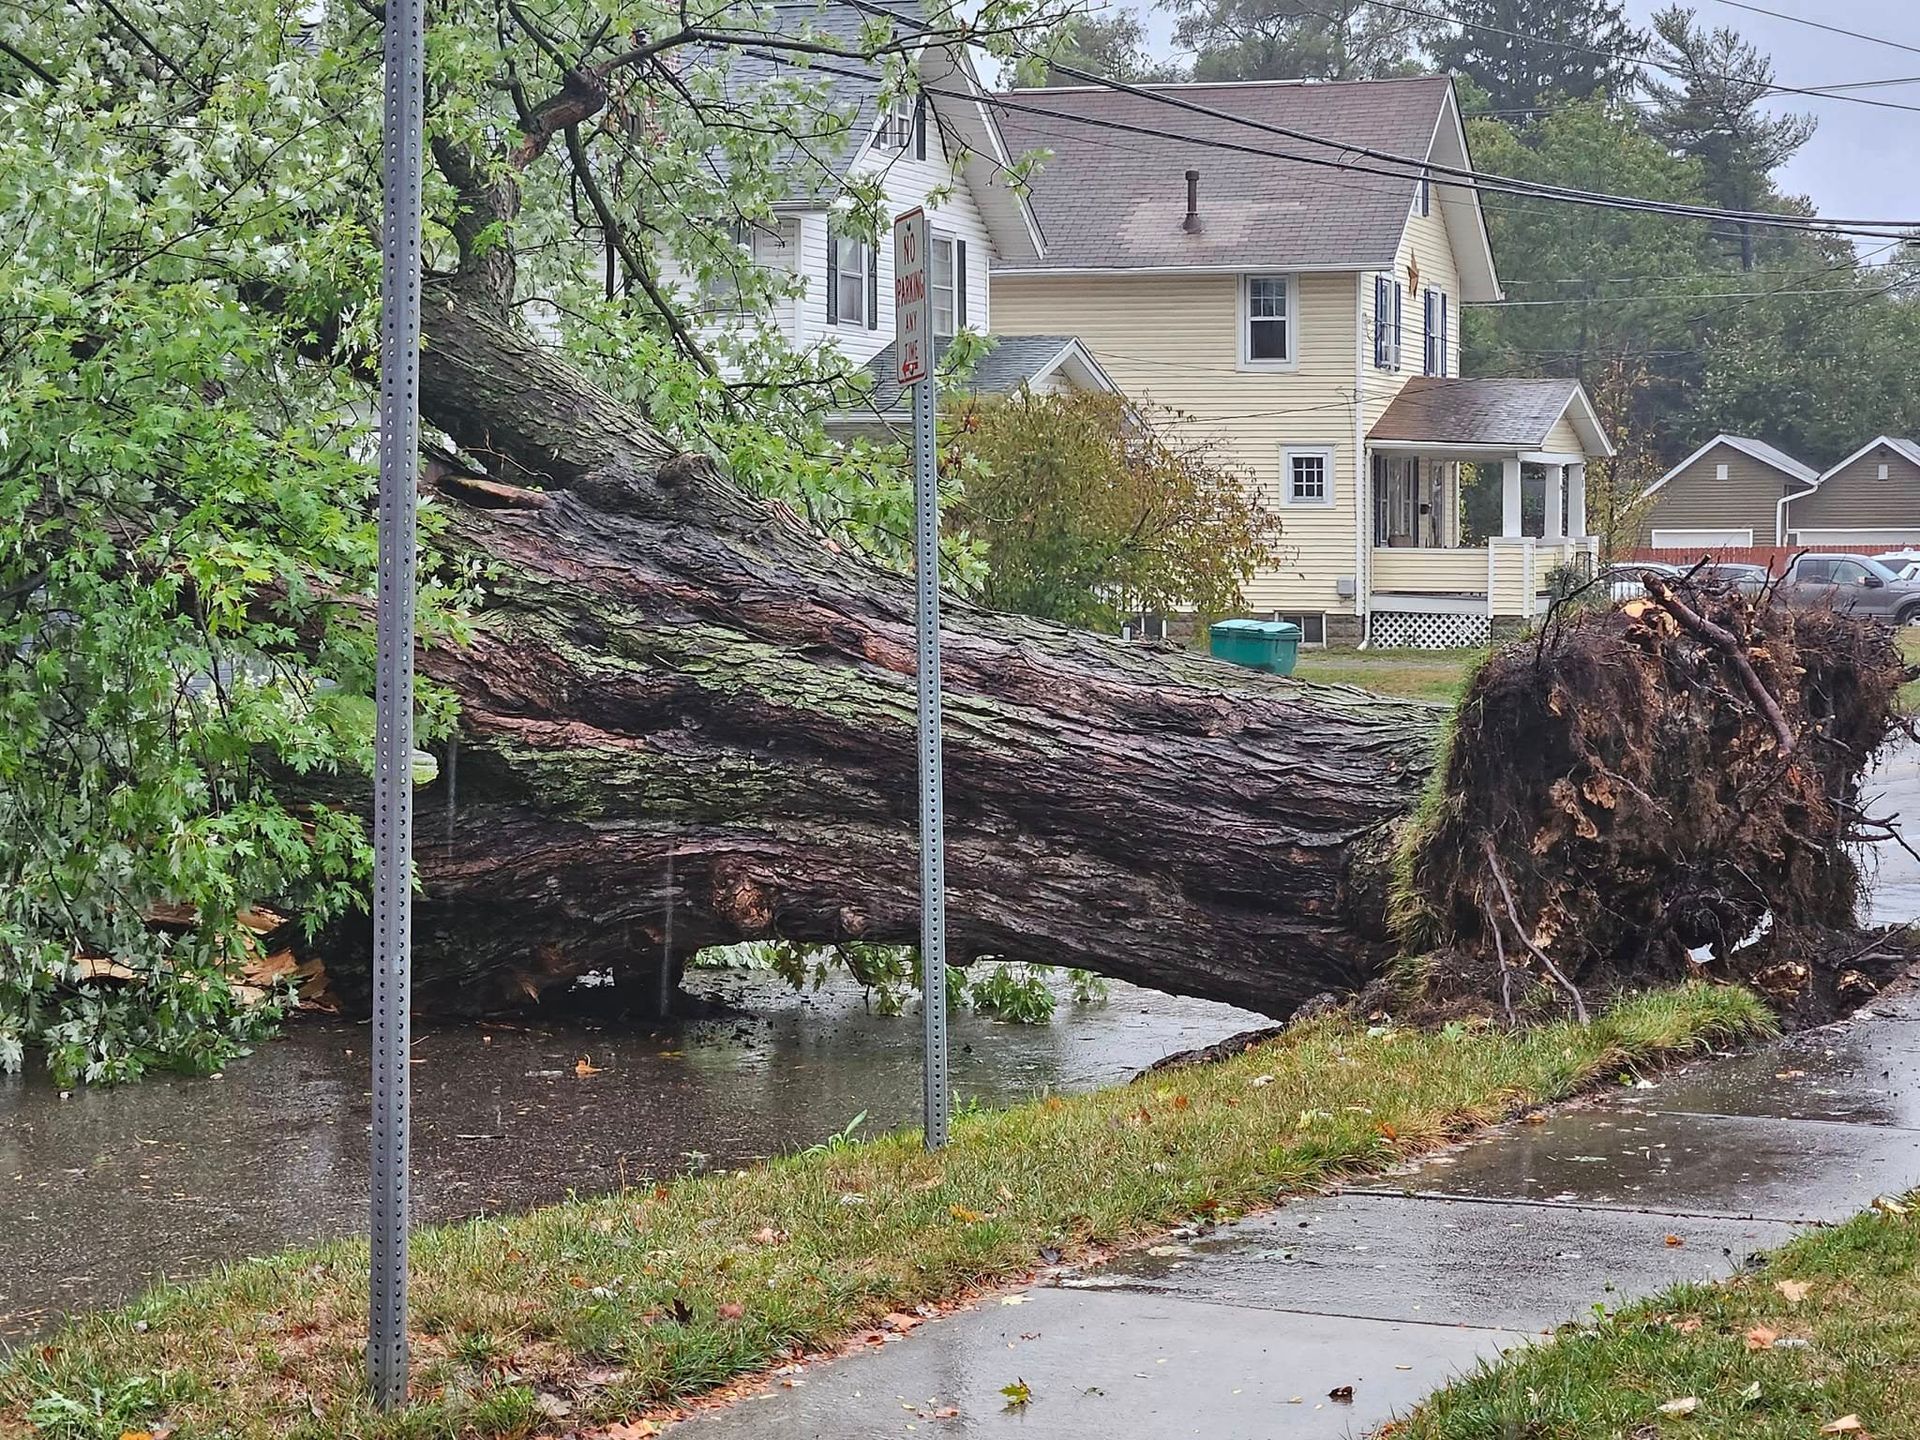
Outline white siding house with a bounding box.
[990,76,1614,647]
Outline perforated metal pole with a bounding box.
[369,0,425,1406]
[910,372,950,1150]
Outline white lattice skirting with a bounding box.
[1369,610,1491,649]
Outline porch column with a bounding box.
[1544,462,1565,540]
[1566,462,1588,539]
[1500,457,1523,537]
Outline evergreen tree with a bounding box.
[1642,5,1814,267]
[1163,0,1437,82]
[1434,0,1644,121]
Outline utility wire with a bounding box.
[776,47,1920,243]
[1708,0,1920,60]
[1352,0,1920,112]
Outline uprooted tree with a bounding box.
[0,0,1910,1080]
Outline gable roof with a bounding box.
[844,334,1116,420]
[1641,434,1818,499]
[712,0,1042,260]
[1815,435,1920,479]
[1369,377,1613,456]
[984,76,1500,299]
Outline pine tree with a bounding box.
[1433,0,1644,121]
[1642,4,1814,266]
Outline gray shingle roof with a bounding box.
[988,76,1454,272]
[858,334,1085,414]
[1369,377,1584,448]
[709,0,926,198]
[1718,435,1820,485]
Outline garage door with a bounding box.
[1790,529,1920,548]
[1651,528,1754,547]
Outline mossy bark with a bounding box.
[351,293,1441,1014]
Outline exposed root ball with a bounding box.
[1406,585,1911,1005]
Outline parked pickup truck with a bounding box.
[1777,553,1920,626]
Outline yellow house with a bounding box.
[989,75,1614,647]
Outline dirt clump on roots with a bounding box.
[1398,577,1913,1025]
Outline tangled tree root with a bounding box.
[1399,577,1914,1022]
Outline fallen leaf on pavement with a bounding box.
[1746,1325,1779,1350]
[574,1056,602,1077]
[1777,1279,1812,1304]
[1001,1379,1032,1409]
[882,1312,921,1333]
[929,1407,960,1420]
[1820,1418,1864,1435]
[1664,1234,1684,1247]
[1328,1385,1355,1403]
[1000,1294,1027,1306]
[1657,1396,1699,1417]
[589,1422,660,1439]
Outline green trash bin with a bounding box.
[1208,618,1302,676]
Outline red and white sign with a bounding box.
[893,206,931,387]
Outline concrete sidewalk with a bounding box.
[668,1007,1920,1439]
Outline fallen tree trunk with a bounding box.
[384,292,1438,1014]
[326,291,1908,1022]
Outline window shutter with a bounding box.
[1392,282,1404,370]
[956,239,968,327]
[866,245,878,330]
[1439,292,1449,376]
[825,236,839,325]
[915,95,927,161]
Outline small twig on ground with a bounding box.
[1483,839,1589,1024]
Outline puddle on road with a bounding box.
[0,970,1263,1339]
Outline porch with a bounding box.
[1362,379,1613,648]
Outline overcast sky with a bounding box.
[1121,0,1920,230]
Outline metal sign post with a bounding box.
[893,208,949,1151]
[369,0,425,1406]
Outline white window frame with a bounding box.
[828,232,873,329]
[931,232,958,338]
[1282,446,1335,508]
[1238,273,1297,371]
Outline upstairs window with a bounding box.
[826,232,876,330]
[1422,288,1448,376]
[876,96,915,151]
[1242,274,1293,367]
[1415,174,1431,217]
[1373,275,1403,370]
[931,234,968,336]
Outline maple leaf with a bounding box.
[1000,1379,1032,1409]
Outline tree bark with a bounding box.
[359,291,1440,1016]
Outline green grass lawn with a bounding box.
[1900,628,1920,710]
[1398,1197,1920,1440]
[1291,646,1479,703]
[0,987,1769,1440]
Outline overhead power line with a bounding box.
[1027,55,1920,233]
[798,0,1920,244]
[1353,0,1920,112]
[1708,0,1920,60]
